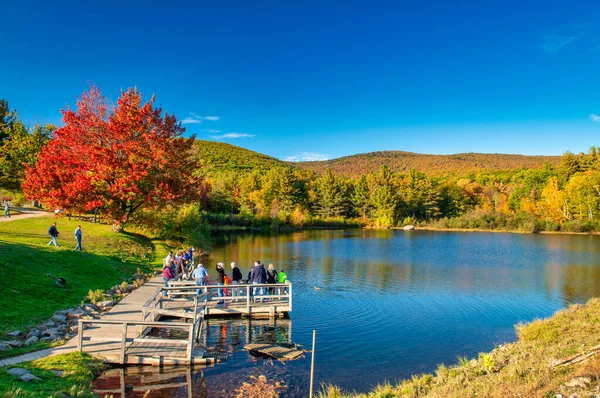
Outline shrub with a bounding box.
[86,289,104,304]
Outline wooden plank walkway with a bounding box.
[0,277,293,367]
[0,276,166,367]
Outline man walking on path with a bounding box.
[74,225,82,251]
[3,204,10,218]
[47,222,59,247]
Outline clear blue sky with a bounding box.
[2,0,600,160]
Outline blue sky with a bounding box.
[2,0,600,160]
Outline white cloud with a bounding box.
[284,152,330,162]
[541,34,576,54]
[181,116,203,124]
[210,132,255,139]
[590,114,600,122]
[201,129,221,133]
[181,114,221,124]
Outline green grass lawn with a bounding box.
[0,215,161,335]
[0,352,106,397]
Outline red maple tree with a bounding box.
[23,86,197,228]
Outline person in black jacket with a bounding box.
[215,262,226,304]
[230,262,243,301]
[267,263,279,297]
[47,222,59,247]
[249,261,267,301]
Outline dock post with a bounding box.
[120,322,128,364]
[309,329,316,397]
[77,320,84,352]
[246,284,251,313]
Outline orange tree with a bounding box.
[23,86,197,230]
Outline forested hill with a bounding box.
[294,151,561,177]
[193,140,293,175]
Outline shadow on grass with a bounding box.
[0,241,151,335]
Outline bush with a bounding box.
[86,289,104,304]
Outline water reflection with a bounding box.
[93,318,296,397]
[95,230,600,396]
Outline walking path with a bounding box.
[0,276,164,367]
[0,207,51,223]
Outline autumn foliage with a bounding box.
[23,86,197,227]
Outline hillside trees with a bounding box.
[313,168,347,217]
[23,86,197,229]
[0,117,54,190]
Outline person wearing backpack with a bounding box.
[47,222,59,247]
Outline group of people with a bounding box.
[162,254,289,303]
[46,222,83,251]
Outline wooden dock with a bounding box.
[76,278,293,365]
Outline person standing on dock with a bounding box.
[215,262,227,304]
[74,225,82,251]
[278,269,288,295]
[162,263,175,296]
[230,262,243,300]
[192,263,208,295]
[267,264,279,297]
[47,222,59,247]
[249,261,267,301]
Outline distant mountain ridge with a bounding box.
[293,150,561,177]
[193,140,561,177]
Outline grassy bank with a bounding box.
[0,215,160,336]
[0,352,106,397]
[320,298,600,397]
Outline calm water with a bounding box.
[93,229,600,397]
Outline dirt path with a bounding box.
[0,207,52,222]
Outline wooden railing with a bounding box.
[166,281,293,314]
[77,319,197,364]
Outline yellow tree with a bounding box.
[539,177,570,223]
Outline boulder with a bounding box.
[51,314,67,323]
[97,300,115,309]
[51,370,64,377]
[105,289,116,297]
[20,373,42,382]
[67,308,85,319]
[24,336,39,346]
[43,321,56,328]
[83,304,99,312]
[7,330,21,337]
[3,341,23,348]
[0,343,12,351]
[27,329,41,338]
[127,284,134,292]
[403,225,415,231]
[39,337,53,342]
[7,368,29,376]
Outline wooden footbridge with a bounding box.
[77,277,292,366]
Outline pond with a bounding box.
[93,229,600,396]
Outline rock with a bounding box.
[565,376,591,389]
[127,284,134,292]
[105,289,116,297]
[27,329,41,338]
[7,330,21,337]
[83,303,99,312]
[20,373,42,382]
[51,370,64,377]
[97,300,115,309]
[120,276,126,281]
[43,321,56,328]
[52,314,67,323]
[25,336,39,345]
[67,308,85,319]
[403,225,415,231]
[3,341,23,348]
[39,337,53,342]
[54,310,69,317]
[7,368,29,376]
[0,343,13,351]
